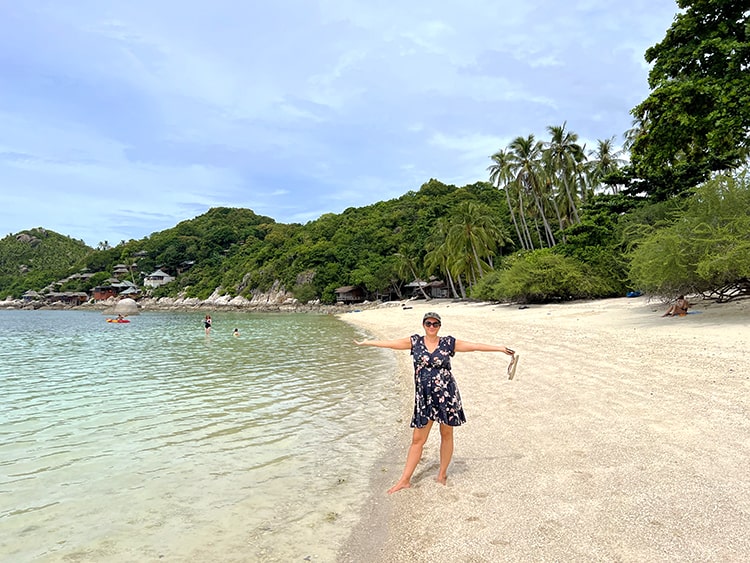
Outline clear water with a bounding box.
[0,310,398,562]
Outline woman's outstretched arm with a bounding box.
[454,339,514,355]
[354,336,412,350]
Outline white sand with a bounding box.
[337,296,750,562]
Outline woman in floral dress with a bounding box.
[355,312,515,494]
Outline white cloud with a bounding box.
[0,0,679,245]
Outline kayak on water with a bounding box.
[106,318,130,323]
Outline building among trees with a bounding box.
[143,269,174,288]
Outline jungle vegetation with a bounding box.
[1,0,748,304]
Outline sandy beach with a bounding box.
[337,296,750,562]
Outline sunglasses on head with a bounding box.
[423,321,441,327]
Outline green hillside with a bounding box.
[0,228,92,298]
[70,180,509,302]
[3,169,749,305]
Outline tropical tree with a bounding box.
[623,118,642,153]
[544,122,586,225]
[490,127,616,250]
[423,218,461,298]
[507,135,557,248]
[444,201,511,287]
[488,150,530,250]
[395,249,431,300]
[628,168,750,300]
[628,0,750,200]
[587,137,627,195]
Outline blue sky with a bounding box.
[1,1,678,247]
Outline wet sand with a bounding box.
[337,296,750,562]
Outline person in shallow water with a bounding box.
[354,312,515,494]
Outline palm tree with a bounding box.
[394,249,431,300]
[588,137,627,194]
[623,117,644,153]
[488,150,530,249]
[540,149,569,242]
[545,122,585,223]
[507,135,557,247]
[444,201,510,286]
[424,218,461,299]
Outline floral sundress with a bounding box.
[409,334,466,428]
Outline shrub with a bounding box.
[471,249,614,303]
[628,169,750,300]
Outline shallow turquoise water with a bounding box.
[0,310,398,562]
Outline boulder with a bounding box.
[113,297,140,315]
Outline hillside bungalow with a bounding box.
[335,286,365,304]
[47,292,89,306]
[22,290,41,302]
[115,280,141,299]
[93,278,119,300]
[118,286,141,298]
[92,285,118,301]
[144,269,174,288]
[95,279,142,300]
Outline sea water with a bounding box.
[0,310,400,562]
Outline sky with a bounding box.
[1,1,679,247]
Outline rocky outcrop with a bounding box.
[113,297,140,315]
[2,282,390,314]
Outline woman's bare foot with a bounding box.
[387,481,411,494]
[436,474,448,485]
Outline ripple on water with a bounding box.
[0,309,400,562]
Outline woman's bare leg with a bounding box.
[437,423,454,485]
[388,422,433,494]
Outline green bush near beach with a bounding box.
[470,250,616,304]
[628,171,750,301]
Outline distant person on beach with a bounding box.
[354,311,515,494]
[204,314,212,334]
[662,295,690,317]
[233,328,239,337]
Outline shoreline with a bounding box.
[0,296,387,315]
[336,296,750,562]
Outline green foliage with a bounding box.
[470,249,614,303]
[0,228,92,297]
[628,169,750,299]
[552,194,637,296]
[60,271,111,293]
[5,136,745,307]
[291,283,318,304]
[628,0,750,198]
[443,200,511,286]
[45,181,496,303]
